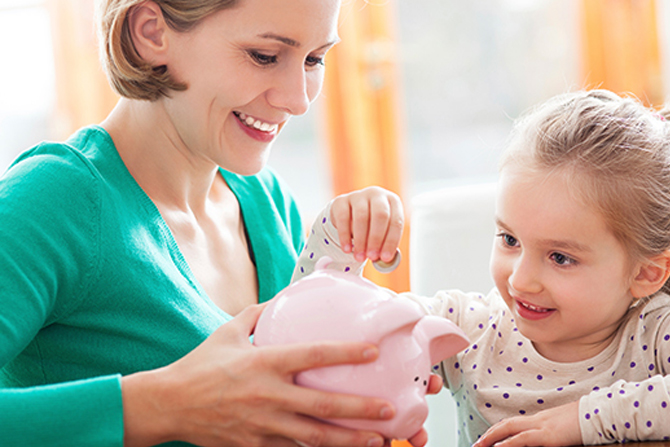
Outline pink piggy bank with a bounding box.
[253,258,469,440]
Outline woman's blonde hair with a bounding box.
[501,89,670,294]
[97,0,237,101]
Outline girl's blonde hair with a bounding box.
[97,0,237,101]
[501,89,670,294]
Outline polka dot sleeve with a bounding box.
[579,305,670,445]
[291,202,365,283]
[579,376,670,444]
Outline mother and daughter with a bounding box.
[300,89,670,447]
[2,0,669,446]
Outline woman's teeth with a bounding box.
[236,112,278,133]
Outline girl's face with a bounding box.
[161,0,340,175]
[490,165,638,362]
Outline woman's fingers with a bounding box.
[426,374,443,395]
[267,409,387,447]
[262,340,379,373]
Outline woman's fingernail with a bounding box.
[379,405,393,419]
[367,437,383,447]
[363,347,378,360]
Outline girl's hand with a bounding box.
[122,303,395,447]
[472,401,581,447]
[329,187,403,264]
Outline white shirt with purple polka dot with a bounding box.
[294,205,670,446]
[401,289,670,446]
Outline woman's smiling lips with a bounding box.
[233,111,280,142]
[514,297,557,321]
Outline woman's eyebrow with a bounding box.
[257,33,341,51]
[258,33,300,47]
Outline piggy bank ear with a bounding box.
[315,256,334,271]
[414,316,470,364]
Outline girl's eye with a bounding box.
[550,252,576,266]
[498,233,518,248]
[306,55,325,67]
[249,51,277,66]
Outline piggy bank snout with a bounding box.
[394,398,429,440]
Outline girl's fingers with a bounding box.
[330,187,404,262]
[330,198,354,253]
[474,418,529,447]
[379,195,404,262]
[349,195,371,262]
[365,195,392,261]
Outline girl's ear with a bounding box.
[128,1,169,66]
[630,250,670,299]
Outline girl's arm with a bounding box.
[473,306,670,447]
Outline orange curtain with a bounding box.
[48,0,118,138]
[581,0,663,105]
[322,0,409,294]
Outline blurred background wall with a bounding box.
[0,0,667,292]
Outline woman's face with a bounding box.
[161,0,341,175]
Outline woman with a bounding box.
[0,0,436,446]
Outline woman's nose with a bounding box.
[266,66,318,116]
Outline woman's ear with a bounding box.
[128,1,169,66]
[630,250,670,299]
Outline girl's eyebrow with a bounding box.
[495,217,592,253]
[538,239,592,253]
[257,33,341,51]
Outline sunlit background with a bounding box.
[1,0,669,445]
[1,0,668,293]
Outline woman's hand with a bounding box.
[122,303,395,447]
[329,187,403,264]
[472,401,581,447]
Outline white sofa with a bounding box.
[409,181,497,446]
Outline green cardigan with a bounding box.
[0,126,304,446]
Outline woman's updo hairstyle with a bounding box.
[501,89,670,295]
[97,0,237,101]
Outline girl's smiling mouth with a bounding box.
[514,298,557,320]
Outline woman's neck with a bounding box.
[101,98,223,214]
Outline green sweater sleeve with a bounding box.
[0,376,123,446]
[0,144,123,446]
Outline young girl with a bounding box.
[294,89,670,446]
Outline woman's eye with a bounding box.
[498,233,518,248]
[249,51,277,66]
[550,252,575,266]
[305,55,325,67]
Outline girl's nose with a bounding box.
[267,66,318,116]
[509,254,542,294]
